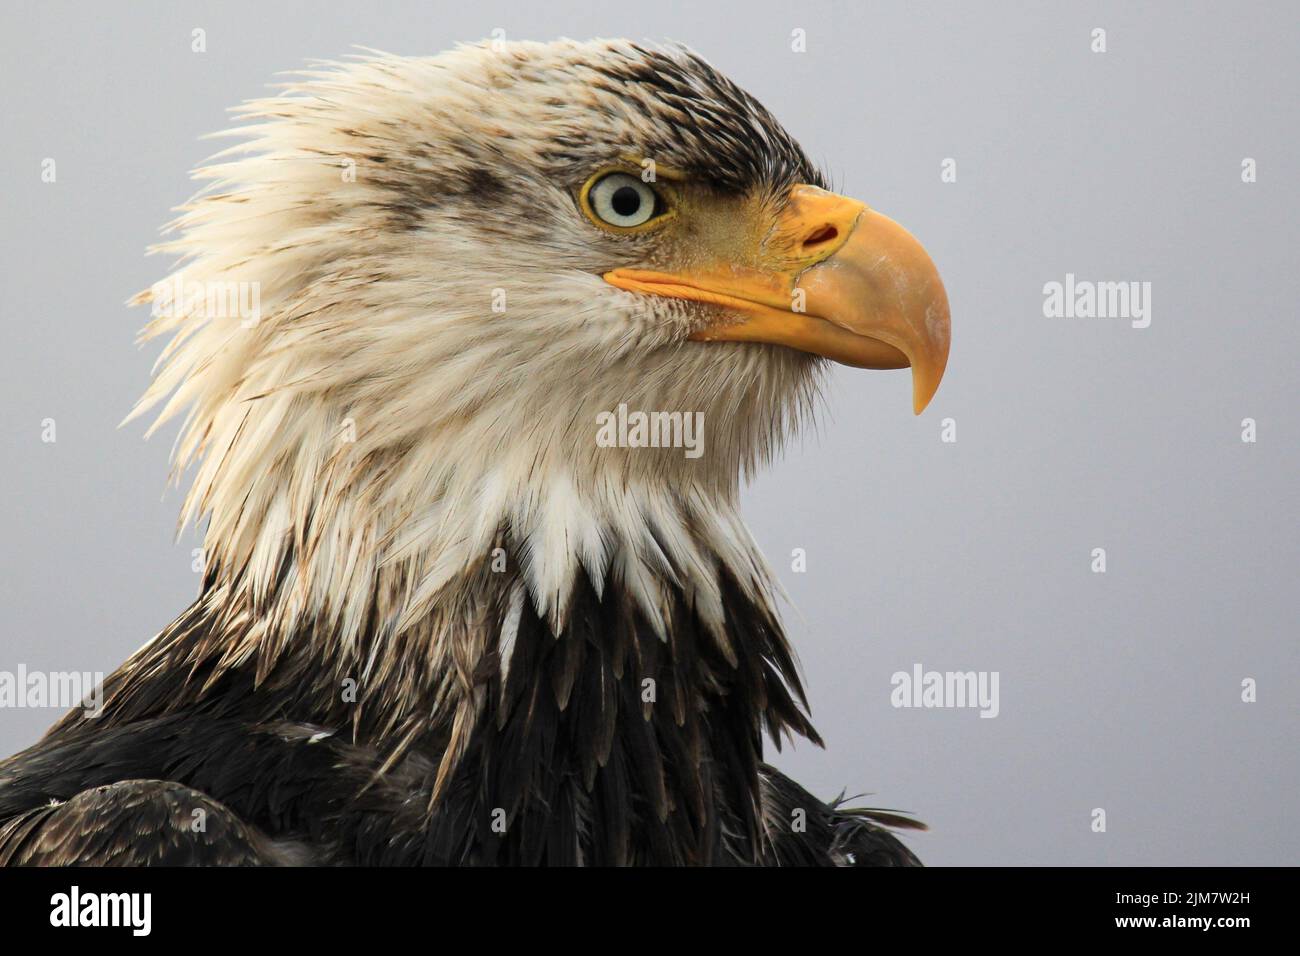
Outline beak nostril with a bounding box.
[802,224,838,250]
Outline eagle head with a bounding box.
[130,38,949,645]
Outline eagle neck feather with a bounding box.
[69,503,821,861]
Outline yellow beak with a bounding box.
[603,185,951,414]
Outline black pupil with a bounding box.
[611,185,642,217]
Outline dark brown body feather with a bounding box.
[0,566,920,866]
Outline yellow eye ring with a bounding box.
[579,167,674,233]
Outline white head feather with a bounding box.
[129,40,824,676]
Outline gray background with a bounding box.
[2,1,1296,865]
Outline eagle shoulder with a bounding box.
[0,779,306,866]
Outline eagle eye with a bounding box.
[583,172,663,230]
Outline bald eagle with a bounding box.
[0,39,948,866]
